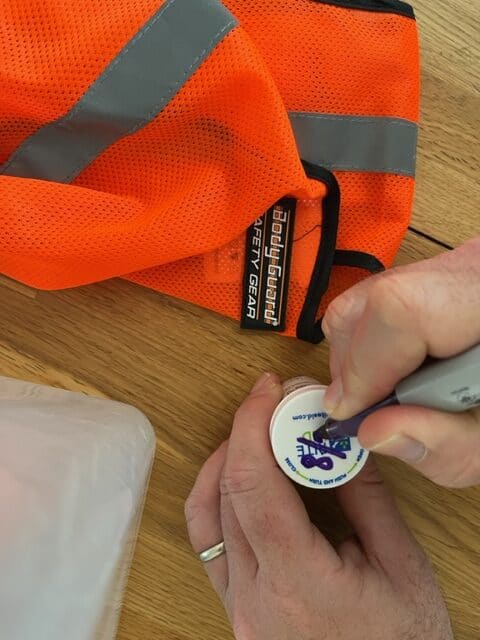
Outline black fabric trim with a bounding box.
[333,250,385,273]
[310,0,415,19]
[296,162,340,344]
[315,250,386,342]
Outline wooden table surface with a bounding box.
[0,1,479,639]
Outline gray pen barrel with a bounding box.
[396,344,480,412]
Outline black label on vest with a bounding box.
[241,198,296,332]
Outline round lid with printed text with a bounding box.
[269,386,368,489]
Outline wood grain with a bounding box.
[412,0,479,246]
[0,230,478,640]
[0,2,478,638]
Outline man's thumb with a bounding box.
[358,405,480,488]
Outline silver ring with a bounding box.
[198,541,226,563]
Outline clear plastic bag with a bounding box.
[0,376,155,640]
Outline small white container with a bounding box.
[269,377,368,489]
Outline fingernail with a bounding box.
[324,377,343,414]
[251,372,276,395]
[370,434,427,463]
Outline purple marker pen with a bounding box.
[315,394,398,441]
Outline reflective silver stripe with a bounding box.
[1,0,237,183]
[289,113,418,177]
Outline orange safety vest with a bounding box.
[0,0,419,342]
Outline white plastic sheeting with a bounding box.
[0,377,155,640]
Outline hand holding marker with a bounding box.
[316,343,480,441]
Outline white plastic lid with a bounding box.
[270,385,368,489]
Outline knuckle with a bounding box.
[344,349,365,388]
[234,401,256,424]
[220,465,262,497]
[366,271,417,327]
[342,347,373,400]
[261,570,297,600]
[184,492,206,524]
[441,435,480,488]
[231,614,256,640]
[234,396,267,423]
[324,291,357,336]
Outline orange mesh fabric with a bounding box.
[0,0,164,164]
[0,0,320,288]
[130,0,419,337]
[0,0,420,340]
[225,0,419,120]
